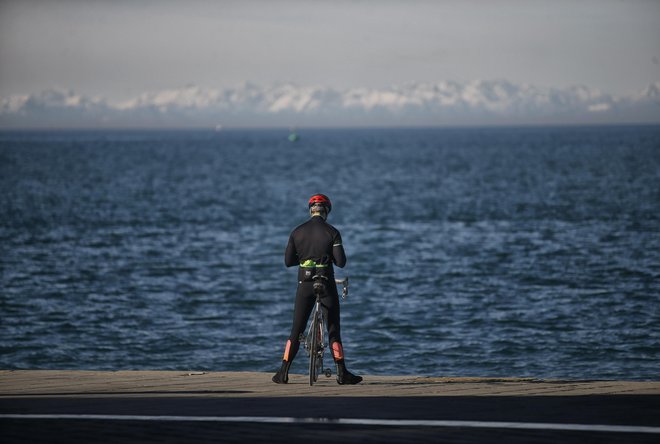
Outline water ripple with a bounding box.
[1,127,659,379]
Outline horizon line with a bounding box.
[1,122,660,132]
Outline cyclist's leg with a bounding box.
[324,285,363,385]
[324,285,342,347]
[273,282,315,384]
[288,282,315,360]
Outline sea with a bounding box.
[1,126,659,380]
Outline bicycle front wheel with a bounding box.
[308,312,319,386]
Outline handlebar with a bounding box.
[336,277,349,299]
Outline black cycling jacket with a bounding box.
[284,216,346,272]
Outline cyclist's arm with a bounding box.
[284,235,298,267]
[332,232,346,268]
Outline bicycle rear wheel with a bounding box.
[308,312,319,386]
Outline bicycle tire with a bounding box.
[316,316,324,379]
[308,311,319,386]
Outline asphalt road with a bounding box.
[3,395,660,444]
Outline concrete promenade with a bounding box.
[2,370,659,443]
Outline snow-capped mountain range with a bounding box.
[2,80,659,128]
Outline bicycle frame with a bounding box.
[303,276,348,386]
[306,292,327,385]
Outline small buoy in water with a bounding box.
[288,132,299,142]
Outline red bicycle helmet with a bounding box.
[308,194,332,213]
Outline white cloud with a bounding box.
[115,85,223,111]
[1,80,659,128]
[588,103,612,113]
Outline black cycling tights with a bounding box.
[283,281,341,363]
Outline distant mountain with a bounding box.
[2,80,659,128]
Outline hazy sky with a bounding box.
[1,0,659,102]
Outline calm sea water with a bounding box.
[1,126,659,380]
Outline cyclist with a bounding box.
[272,194,362,385]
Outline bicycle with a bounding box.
[302,274,348,386]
